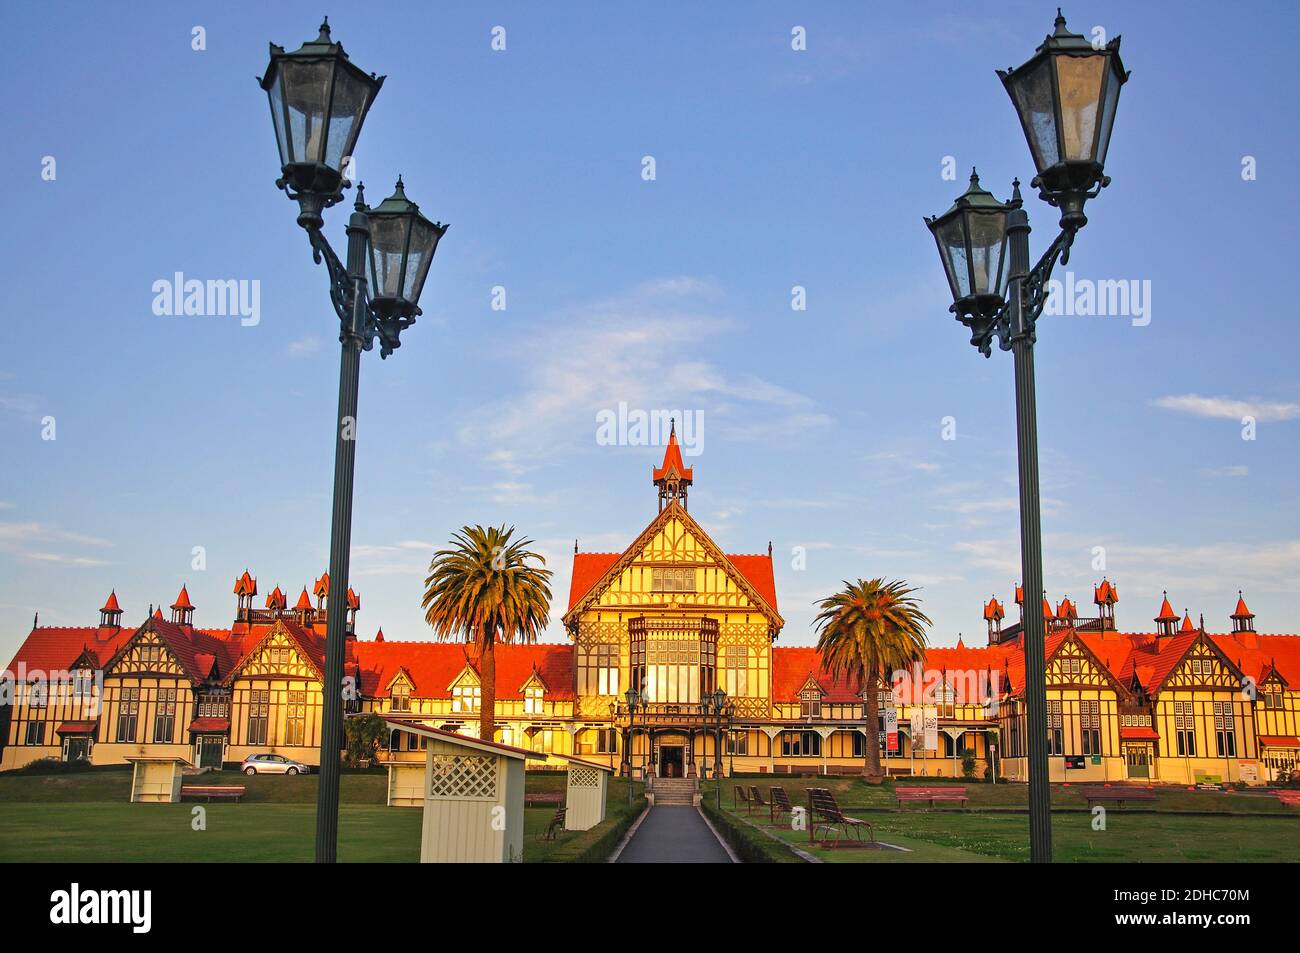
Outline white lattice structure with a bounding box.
[384,718,542,863]
[559,754,614,831]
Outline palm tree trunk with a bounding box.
[479,624,497,742]
[863,669,884,784]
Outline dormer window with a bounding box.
[269,646,291,666]
[140,644,161,665]
[800,688,822,719]
[391,681,411,712]
[1263,685,1284,710]
[523,685,544,714]
[452,677,481,713]
[652,568,696,593]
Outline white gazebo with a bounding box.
[554,754,615,831]
[385,719,544,863]
[125,757,191,803]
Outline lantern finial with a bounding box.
[318,17,331,40]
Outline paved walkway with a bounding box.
[616,806,734,863]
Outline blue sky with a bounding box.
[2,1,1297,662]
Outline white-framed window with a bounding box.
[800,689,822,719]
[523,685,544,714]
[452,682,480,713]
[1213,700,1236,757]
[1174,700,1196,756]
[153,688,177,743]
[391,682,411,712]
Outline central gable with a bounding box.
[562,501,782,629]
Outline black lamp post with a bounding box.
[924,11,1128,864]
[622,687,641,804]
[259,19,448,864]
[702,687,728,808]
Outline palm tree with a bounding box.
[814,578,931,783]
[421,525,553,742]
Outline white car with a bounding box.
[241,753,310,775]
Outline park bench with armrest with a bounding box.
[1275,790,1300,808]
[180,784,246,802]
[734,785,753,813]
[1080,786,1157,809]
[748,785,771,815]
[525,791,563,807]
[769,786,793,825]
[807,787,874,848]
[895,786,969,809]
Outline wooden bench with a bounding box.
[769,786,793,826]
[540,807,567,840]
[807,787,874,847]
[180,784,246,803]
[734,785,753,813]
[1080,786,1157,809]
[748,785,771,815]
[1275,790,1300,808]
[896,786,969,809]
[524,791,563,807]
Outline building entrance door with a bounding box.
[62,736,91,763]
[199,736,225,769]
[1124,743,1151,779]
[660,745,685,778]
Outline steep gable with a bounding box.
[562,501,782,628]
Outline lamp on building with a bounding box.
[260,18,448,865]
[922,10,1129,865]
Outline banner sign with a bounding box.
[885,707,899,753]
[923,707,938,752]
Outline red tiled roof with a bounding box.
[1120,727,1159,741]
[6,625,136,674]
[56,721,98,734]
[983,597,1005,621]
[233,570,257,596]
[1094,579,1117,604]
[565,551,778,613]
[266,586,286,608]
[189,717,231,732]
[1259,735,1300,748]
[354,641,575,700]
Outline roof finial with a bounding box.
[574,538,579,554]
[768,540,773,557]
[670,416,676,437]
[354,181,366,211]
[32,612,38,629]
[318,16,332,41]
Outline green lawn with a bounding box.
[0,767,642,863]
[703,777,1299,863]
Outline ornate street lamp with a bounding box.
[260,17,384,227]
[703,687,728,808]
[999,10,1129,230]
[924,10,1129,864]
[259,19,448,864]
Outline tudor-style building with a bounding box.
[3,436,1299,783]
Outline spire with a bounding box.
[1231,589,1256,633]
[652,418,694,512]
[1155,590,1178,636]
[266,586,287,611]
[100,590,124,628]
[1179,610,1195,634]
[295,587,313,610]
[574,538,578,555]
[171,585,194,625]
[375,627,385,643]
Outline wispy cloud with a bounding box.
[287,335,323,359]
[460,277,830,469]
[1152,394,1300,423]
[1203,465,1249,478]
[0,519,113,569]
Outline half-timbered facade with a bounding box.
[3,437,1298,783]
